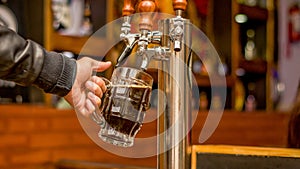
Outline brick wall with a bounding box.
[192,110,290,147]
[0,105,291,169]
[0,105,157,169]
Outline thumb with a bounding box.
[93,61,112,72]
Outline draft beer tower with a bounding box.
[119,0,192,168]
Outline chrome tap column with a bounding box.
[118,0,192,168]
[157,10,192,169]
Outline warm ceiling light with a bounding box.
[235,14,248,23]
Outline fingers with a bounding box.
[87,91,101,106]
[77,57,112,72]
[84,99,96,116]
[94,61,112,72]
[84,78,104,115]
[85,80,102,98]
[92,76,107,93]
[84,91,100,116]
[85,76,107,97]
[79,92,101,117]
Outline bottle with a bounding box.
[245,83,257,112]
[245,94,256,112]
[244,29,257,60]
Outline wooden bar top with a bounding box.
[192,145,300,169]
[192,145,300,158]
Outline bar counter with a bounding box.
[0,104,294,168]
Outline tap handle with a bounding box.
[172,0,187,12]
[122,0,137,16]
[138,0,156,32]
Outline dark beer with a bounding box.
[100,84,152,137]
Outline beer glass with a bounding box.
[92,67,153,147]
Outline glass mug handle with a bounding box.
[90,77,112,126]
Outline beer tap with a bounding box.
[116,0,138,67]
[136,0,156,70]
[121,0,136,35]
[169,0,187,52]
[116,0,158,70]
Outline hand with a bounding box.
[64,57,111,117]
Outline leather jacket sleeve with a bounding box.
[0,26,76,97]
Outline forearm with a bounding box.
[33,51,77,97]
[0,26,76,97]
